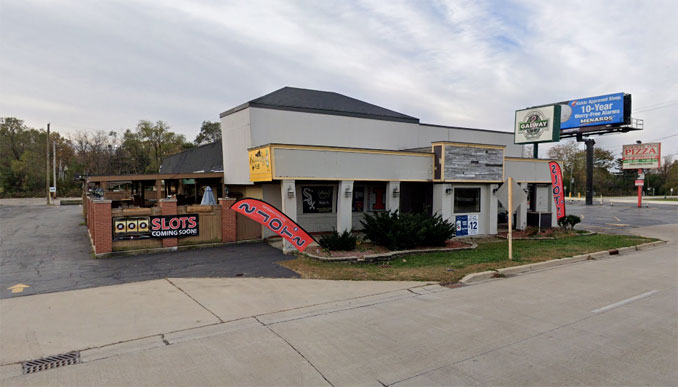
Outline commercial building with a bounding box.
[220,87,560,248]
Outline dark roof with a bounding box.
[419,123,513,135]
[220,87,419,123]
[159,140,223,174]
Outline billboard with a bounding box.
[514,105,561,144]
[558,92,630,134]
[622,142,661,169]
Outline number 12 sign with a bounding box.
[456,215,479,236]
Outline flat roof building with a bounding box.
[219,87,559,250]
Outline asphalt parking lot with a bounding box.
[566,200,678,234]
[0,200,297,299]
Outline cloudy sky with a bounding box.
[2,0,677,158]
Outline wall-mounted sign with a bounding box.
[248,146,272,182]
[622,142,661,169]
[559,92,626,131]
[113,215,198,240]
[548,161,566,220]
[150,215,199,238]
[302,186,333,213]
[231,198,315,252]
[113,216,150,240]
[514,105,561,144]
[455,215,479,236]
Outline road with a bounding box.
[0,200,297,299]
[1,223,675,386]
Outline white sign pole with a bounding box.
[508,176,513,260]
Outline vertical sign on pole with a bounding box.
[548,161,566,220]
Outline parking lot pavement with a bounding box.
[566,200,678,234]
[0,201,297,299]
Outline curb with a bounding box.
[460,240,667,285]
[303,242,477,262]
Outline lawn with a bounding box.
[280,234,656,283]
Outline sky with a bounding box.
[1,0,677,159]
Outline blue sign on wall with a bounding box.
[559,92,625,130]
[455,215,479,236]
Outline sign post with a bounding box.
[636,169,644,208]
[622,142,660,208]
[508,176,513,261]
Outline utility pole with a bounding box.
[46,123,51,205]
[53,140,57,201]
[585,138,595,205]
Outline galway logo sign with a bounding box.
[514,105,561,144]
[518,110,550,137]
[231,198,315,252]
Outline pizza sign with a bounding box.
[622,143,661,169]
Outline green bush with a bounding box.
[360,211,455,250]
[558,214,582,230]
[318,230,357,251]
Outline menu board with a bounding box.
[301,186,333,213]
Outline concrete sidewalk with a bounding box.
[1,224,676,386]
[0,278,429,367]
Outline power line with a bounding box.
[633,99,678,110]
[633,101,678,114]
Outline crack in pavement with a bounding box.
[254,316,335,387]
[164,278,224,323]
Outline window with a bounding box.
[454,188,481,213]
[352,186,365,212]
[301,186,334,214]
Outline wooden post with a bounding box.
[156,179,163,200]
[508,176,513,261]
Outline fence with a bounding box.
[84,196,240,256]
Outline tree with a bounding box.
[194,121,221,145]
[547,141,580,195]
[548,141,617,196]
[134,120,192,172]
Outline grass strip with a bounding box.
[280,234,656,283]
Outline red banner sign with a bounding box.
[548,161,566,220]
[230,198,315,252]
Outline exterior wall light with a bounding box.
[345,186,352,198]
[392,187,400,197]
[287,186,295,199]
[445,187,453,195]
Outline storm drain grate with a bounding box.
[22,351,80,374]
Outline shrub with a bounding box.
[418,213,456,246]
[360,211,454,250]
[566,214,581,229]
[558,215,582,230]
[318,230,357,251]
